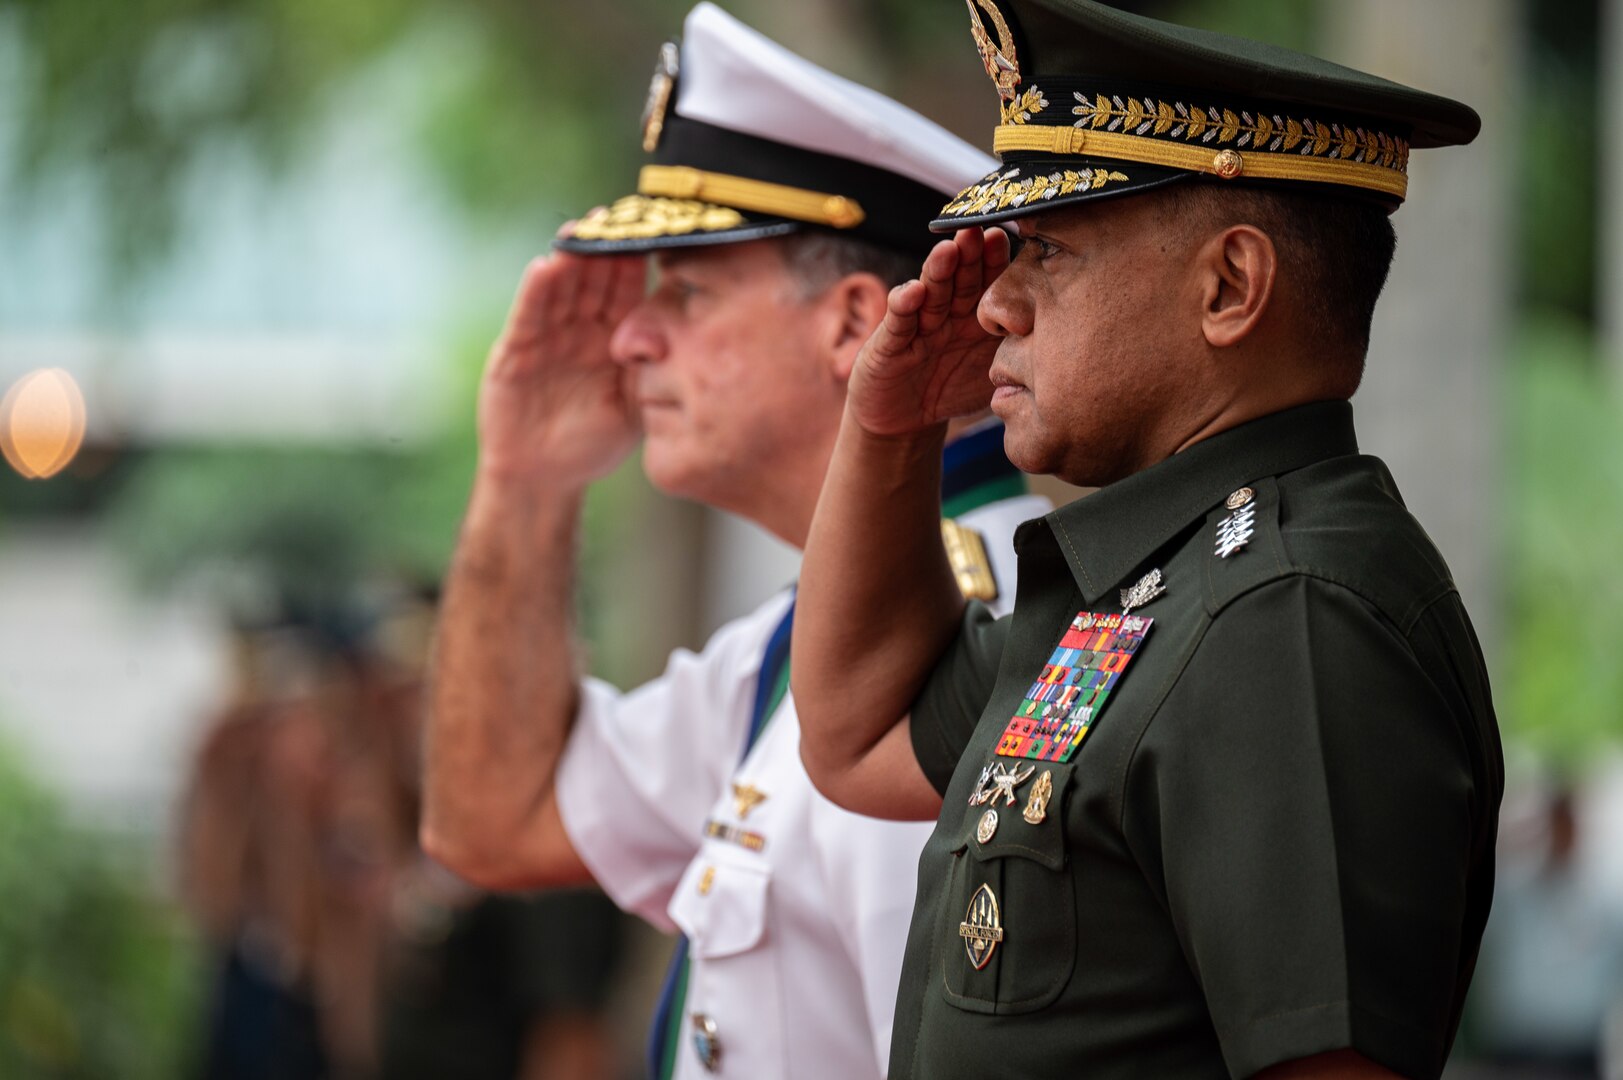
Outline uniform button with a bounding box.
[698,866,716,896]
[1213,149,1245,178]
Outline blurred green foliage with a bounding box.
[99,322,654,680]
[1502,319,1623,768]
[3,0,670,282]
[0,735,199,1080]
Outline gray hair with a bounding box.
[776,230,923,298]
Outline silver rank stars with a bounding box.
[1215,487,1256,558]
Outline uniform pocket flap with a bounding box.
[960,762,1072,871]
[669,858,771,959]
[963,813,1066,871]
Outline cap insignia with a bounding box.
[939,166,1130,219]
[965,0,1021,102]
[641,41,679,153]
[570,195,744,243]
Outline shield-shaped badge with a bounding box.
[958,884,1005,970]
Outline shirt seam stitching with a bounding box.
[1206,565,1454,641]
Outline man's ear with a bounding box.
[818,272,892,382]
[1198,224,1277,350]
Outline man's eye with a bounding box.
[1030,237,1060,260]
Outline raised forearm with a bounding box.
[421,473,586,886]
[795,406,965,789]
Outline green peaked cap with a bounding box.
[932,0,1482,228]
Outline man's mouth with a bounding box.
[988,365,1028,403]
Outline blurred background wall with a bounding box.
[1,0,1620,1077]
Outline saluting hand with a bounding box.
[476,244,646,490]
[847,227,1010,437]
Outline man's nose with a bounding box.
[977,268,1032,339]
[609,304,667,367]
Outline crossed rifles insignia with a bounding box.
[968,761,1036,807]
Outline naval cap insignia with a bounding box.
[959,884,1005,970]
[965,0,1021,102]
[641,41,679,153]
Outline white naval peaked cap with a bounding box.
[559,2,998,256]
[675,3,996,197]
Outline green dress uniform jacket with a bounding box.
[897,400,1502,1080]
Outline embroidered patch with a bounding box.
[994,611,1152,762]
[939,166,1131,218]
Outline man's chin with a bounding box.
[997,416,1051,477]
[640,442,702,500]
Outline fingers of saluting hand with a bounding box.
[947,228,990,321]
[981,226,1011,283]
[574,254,619,323]
[501,254,564,343]
[916,237,964,332]
[872,278,927,358]
[603,255,648,325]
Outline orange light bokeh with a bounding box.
[1,368,88,480]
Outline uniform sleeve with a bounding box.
[555,594,788,931]
[909,601,1010,795]
[1126,575,1480,1080]
[807,788,935,1069]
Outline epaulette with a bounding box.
[942,518,999,603]
[1200,477,1290,616]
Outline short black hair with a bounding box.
[1162,181,1397,379]
[776,230,922,296]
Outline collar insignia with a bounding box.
[641,41,679,153]
[730,782,768,820]
[965,0,1021,102]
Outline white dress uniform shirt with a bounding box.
[556,476,1050,1080]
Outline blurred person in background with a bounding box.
[371,592,625,1080]
[421,6,1048,1080]
[180,621,337,1080]
[182,595,627,1080]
